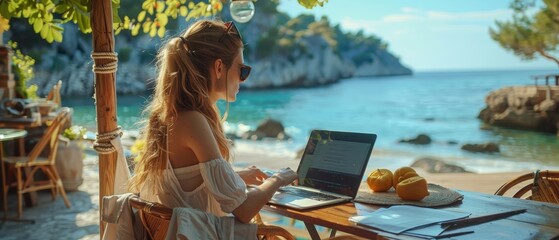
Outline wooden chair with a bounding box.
[495,170,559,204]
[2,108,72,218]
[129,195,295,240]
[46,80,62,107]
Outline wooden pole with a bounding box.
[91,0,117,236]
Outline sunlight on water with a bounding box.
[65,69,559,173]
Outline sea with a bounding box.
[66,69,559,173]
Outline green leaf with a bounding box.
[115,25,122,34]
[138,10,146,22]
[45,13,53,22]
[156,1,165,13]
[46,33,54,43]
[132,23,140,36]
[33,19,43,33]
[123,16,130,27]
[7,1,17,12]
[53,4,70,14]
[179,6,187,16]
[156,13,168,26]
[143,21,151,33]
[147,5,154,15]
[296,0,327,9]
[142,1,151,9]
[186,3,205,21]
[52,27,63,42]
[157,26,165,38]
[149,24,157,37]
[22,8,30,18]
[40,25,48,39]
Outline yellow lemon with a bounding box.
[367,169,393,192]
[396,176,430,201]
[393,167,417,187]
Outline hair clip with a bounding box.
[179,36,188,44]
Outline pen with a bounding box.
[435,230,475,239]
[441,208,527,230]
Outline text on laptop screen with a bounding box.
[297,130,374,197]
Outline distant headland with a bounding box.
[10,0,411,96]
[479,75,559,136]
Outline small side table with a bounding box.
[0,128,31,223]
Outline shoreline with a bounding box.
[223,128,559,174]
[231,147,553,196]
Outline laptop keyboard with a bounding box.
[279,187,339,201]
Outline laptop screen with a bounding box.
[297,130,377,198]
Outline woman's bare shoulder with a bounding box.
[175,110,207,126]
[173,110,221,162]
[174,111,212,136]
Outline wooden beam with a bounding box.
[91,0,118,236]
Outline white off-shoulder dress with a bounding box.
[140,157,257,239]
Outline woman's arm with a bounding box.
[233,169,296,223]
[178,111,296,223]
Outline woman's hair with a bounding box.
[129,20,243,192]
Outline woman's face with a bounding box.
[212,48,246,102]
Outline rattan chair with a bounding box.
[129,195,295,240]
[495,170,559,204]
[47,80,62,107]
[2,108,72,219]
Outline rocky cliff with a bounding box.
[10,1,412,96]
[478,86,559,136]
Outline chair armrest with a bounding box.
[256,224,295,240]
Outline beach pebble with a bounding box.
[461,142,500,153]
[411,157,469,173]
[241,118,291,141]
[398,134,432,145]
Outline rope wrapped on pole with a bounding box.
[91,52,118,74]
[93,126,123,154]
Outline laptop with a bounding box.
[268,130,377,210]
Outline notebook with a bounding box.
[268,130,377,210]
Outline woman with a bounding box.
[128,19,298,227]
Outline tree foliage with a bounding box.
[490,0,559,66]
[0,0,224,42]
[0,0,329,42]
[297,0,328,9]
[8,41,35,98]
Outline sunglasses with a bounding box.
[218,21,243,43]
[240,64,251,82]
[219,22,250,81]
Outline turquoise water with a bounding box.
[66,69,559,172]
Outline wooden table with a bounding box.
[0,115,46,156]
[0,116,43,129]
[263,190,559,239]
[0,128,30,222]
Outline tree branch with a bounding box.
[537,49,559,67]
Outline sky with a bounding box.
[276,0,557,72]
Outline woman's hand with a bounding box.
[236,165,269,185]
[271,167,298,186]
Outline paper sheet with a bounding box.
[349,205,470,234]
